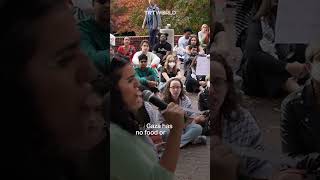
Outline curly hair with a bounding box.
[188,35,200,47]
[163,78,186,104]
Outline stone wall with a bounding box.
[115,35,183,50]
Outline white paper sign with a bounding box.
[275,0,320,44]
[196,56,210,76]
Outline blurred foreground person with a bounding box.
[211,53,273,179]
[1,0,106,179]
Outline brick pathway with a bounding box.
[175,139,210,180]
[174,92,210,180]
[172,61,210,180]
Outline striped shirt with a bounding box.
[221,107,273,178]
[234,0,259,45]
[72,6,88,24]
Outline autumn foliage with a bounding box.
[111,0,210,36]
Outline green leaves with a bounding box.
[111,0,210,35]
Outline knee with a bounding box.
[190,123,203,136]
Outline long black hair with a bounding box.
[110,55,140,135]
[0,1,89,179]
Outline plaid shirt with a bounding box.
[221,107,273,179]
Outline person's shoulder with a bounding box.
[78,18,95,31]
[110,123,132,139]
[182,95,191,104]
[234,106,261,135]
[153,43,160,48]
[281,86,304,109]
[134,51,142,55]
[130,45,136,49]
[162,67,168,72]
[134,67,141,72]
[238,106,255,122]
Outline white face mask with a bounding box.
[168,62,176,68]
[311,62,320,82]
[207,81,210,88]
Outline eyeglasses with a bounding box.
[170,86,181,90]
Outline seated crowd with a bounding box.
[211,0,320,179]
[110,24,212,153]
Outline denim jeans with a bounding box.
[160,122,202,147]
[149,29,159,48]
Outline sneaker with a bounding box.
[192,136,207,145]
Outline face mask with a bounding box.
[168,62,176,68]
[207,81,210,88]
[311,62,320,82]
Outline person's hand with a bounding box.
[194,115,206,124]
[162,102,184,131]
[155,142,166,152]
[286,62,308,78]
[147,81,158,88]
[212,136,239,180]
[271,169,305,180]
[199,81,206,87]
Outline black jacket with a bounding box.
[281,80,320,155]
[198,88,209,111]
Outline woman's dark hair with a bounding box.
[110,55,140,135]
[188,35,200,47]
[0,1,83,179]
[163,78,186,104]
[211,53,240,117]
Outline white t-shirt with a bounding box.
[178,36,189,50]
[132,51,160,66]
